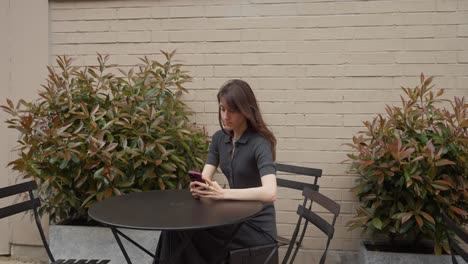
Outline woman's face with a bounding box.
[219,99,247,131]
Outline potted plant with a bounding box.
[346,74,467,263]
[1,51,209,261]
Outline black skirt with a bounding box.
[154,220,278,264]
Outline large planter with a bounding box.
[358,241,463,264]
[49,225,160,264]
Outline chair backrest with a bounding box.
[442,212,468,264]
[282,186,340,264]
[0,181,56,262]
[276,163,321,191]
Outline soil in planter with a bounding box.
[365,242,436,255]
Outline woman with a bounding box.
[156,79,277,263]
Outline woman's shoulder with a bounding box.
[212,129,225,137]
[248,130,270,147]
[211,129,229,142]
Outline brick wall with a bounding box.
[49,0,468,262]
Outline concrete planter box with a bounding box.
[358,241,463,264]
[49,225,160,264]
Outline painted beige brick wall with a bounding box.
[49,0,468,261]
[0,0,49,259]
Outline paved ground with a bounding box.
[0,256,45,264]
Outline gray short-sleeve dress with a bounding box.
[155,127,277,264]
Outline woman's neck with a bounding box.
[232,123,248,141]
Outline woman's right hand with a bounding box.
[189,178,209,199]
[190,165,217,199]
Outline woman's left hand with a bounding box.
[192,179,225,200]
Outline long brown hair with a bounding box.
[217,79,277,160]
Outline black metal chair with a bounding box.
[0,181,110,264]
[281,186,340,264]
[275,163,321,247]
[229,186,340,264]
[442,212,468,264]
[228,163,323,264]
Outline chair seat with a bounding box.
[53,260,110,264]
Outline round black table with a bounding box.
[88,189,263,263]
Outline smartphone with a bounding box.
[188,170,206,184]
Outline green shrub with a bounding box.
[1,51,209,223]
[346,74,467,254]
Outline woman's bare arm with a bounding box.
[201,164,217,181]
[192,174,277,203]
